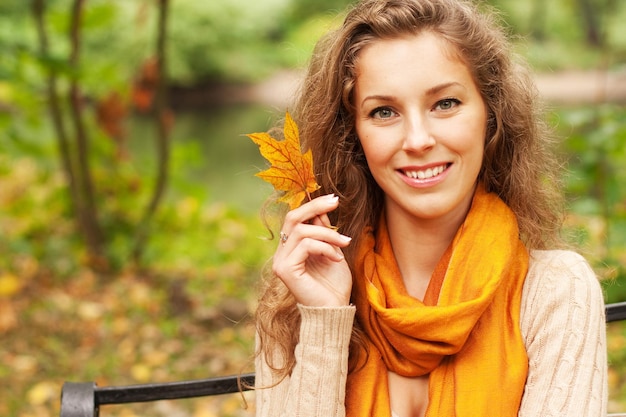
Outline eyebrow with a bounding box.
[360,81,465,106]
[426,81,464,96]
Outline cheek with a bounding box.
[359,134,375,160]
[358,129,387,166]
[463,127,486,172]
[471,146,485,172]
[459,111,488,159]
[355,125,372,159]
[356,131,385,180]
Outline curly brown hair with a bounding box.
[255,0,565,382]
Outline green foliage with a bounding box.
[554,105,626,303]
[3,0,625,85]
[285,0,353,22]
[167,0,292,82]
[489,0,626,70]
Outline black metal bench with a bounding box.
[60,302,626,417]
[60,373,255,417]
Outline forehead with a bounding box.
[353,32,477,93]
[355,31,468,74]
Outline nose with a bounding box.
[402,113,435,153]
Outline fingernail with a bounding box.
[339,234,352,242]
[325,194,338,203]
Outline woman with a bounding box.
[253,0,607,416]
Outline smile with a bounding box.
[402,164,449,180]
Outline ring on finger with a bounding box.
[279,231,288,246]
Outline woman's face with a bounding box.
[354,31,487,225]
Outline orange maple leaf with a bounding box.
[246,112,320,209]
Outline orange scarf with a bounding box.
[346,186,529,416]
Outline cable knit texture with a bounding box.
[255,250,608,417]
[256,306,355,417]
[518,250,607,417]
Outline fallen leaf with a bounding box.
[0,302,17,333]
[0,272,21,297]
[193,398,219,417]
[12,355,39,374]
[221,395,245,414]
[27,381,58,405]
[77,301,104,320]
[246,112,320,209]
[131,363,152,382]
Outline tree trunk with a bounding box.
[132,0,171,263]
[32,0,79,216]
[529,0,547,41]
[68,0,105,261]
[32,0,104,264]
[576,0,603,47]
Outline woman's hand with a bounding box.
[272,194,353,307]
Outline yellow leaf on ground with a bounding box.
[193,398,219,417]
[77,301,104,320]
[131,363,152,382]
[12,355,39,374]
[0,302,17,333]
[27,381,59,405]
[117,408,139,417]
[221,395,245,414]
[0,272,21,297]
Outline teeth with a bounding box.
[405,164,447,179]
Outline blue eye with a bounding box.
[371,107,395,119]
[435,98,460,111]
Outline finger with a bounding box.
[282,223,351,252]
[282,194,338,232]
[311,212,332,228]
[300,238,345,263]
[273,238,346,279]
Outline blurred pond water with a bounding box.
[129,104,280,214]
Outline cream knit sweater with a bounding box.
[255,250,608,416]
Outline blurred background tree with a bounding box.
[1,0,625,415]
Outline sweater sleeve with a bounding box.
[255,304,356,417]
[518,250,607,417]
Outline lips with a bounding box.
[402,163,449,180]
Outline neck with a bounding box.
[385,209,465,300]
